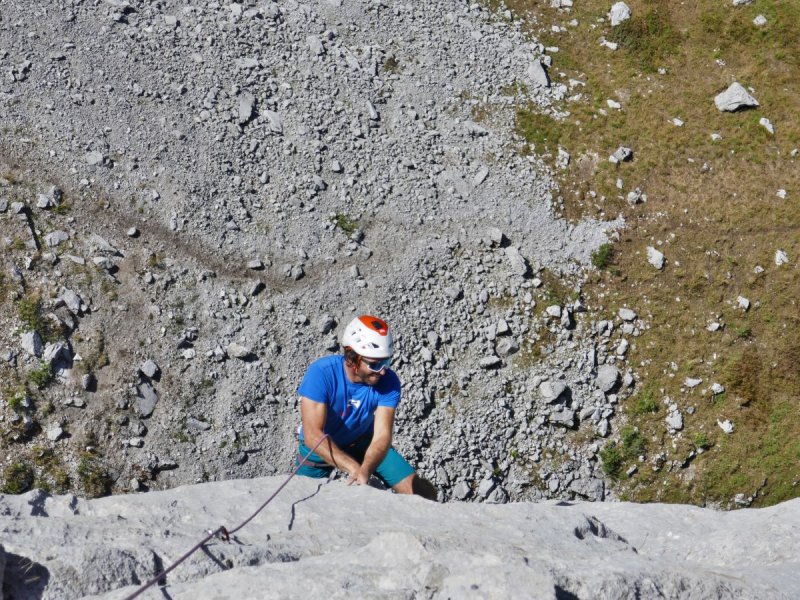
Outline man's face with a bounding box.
[355,356,389,386]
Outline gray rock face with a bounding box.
[596,365,619,393]
[20,331,44,357]
[136,383,158,417]
[609,2,632,27]
[647,246,665,270]
[0,479,797,599]
[715,82,759,112]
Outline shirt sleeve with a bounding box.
[297,360,331,405]
[376,369,401,408]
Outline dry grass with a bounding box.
[492,0,800,506]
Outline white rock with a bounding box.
[607,99,621,110]
[479,356,502,369]
[737,296,750,311]
[776,189,787,199]
[609,2,632,27]
[666,408,683,431]
[717,419,735,434]
[618,308,637,321]
[46,424,65,441]
[546,305,562,318]
[140,359,160,379]
[684,377,702,389]
[20,331,44,357]
[711,383,725,395]
[539,380,567,403]
[596,364,619,393]
[753,14,767,26]
[44,231,70,247]
[714,82,759,112]
[647,246,665,270]
[227,343,253,360]
[775,250,789,266]
[504,247,530,276]
[671,117,684,127]
[307,35,325,56]
[264,111,283,134]
[473,166,489,186]
[759,117,774,134]
[610,146,633,163]
[527,60,550,88]
[84,151,104,166]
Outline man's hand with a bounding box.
[347,468,370,486]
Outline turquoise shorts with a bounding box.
[296,435,414,488]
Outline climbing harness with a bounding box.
[122,434,330,600]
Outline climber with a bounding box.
[296,314,436,499]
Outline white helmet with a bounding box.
[342,315,394,358]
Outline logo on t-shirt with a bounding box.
[347,398,362,409]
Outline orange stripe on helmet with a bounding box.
[358,315,388,336]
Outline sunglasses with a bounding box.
[361,357,392,372]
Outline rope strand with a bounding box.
[123,434,329,600]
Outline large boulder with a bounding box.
[715,82,759,112]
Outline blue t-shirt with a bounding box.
[298,355,401,447]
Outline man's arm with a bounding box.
[300,396,361,476]
[352,406,395,485]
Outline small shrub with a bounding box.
[632,390,659,415]
[331,213,358,236]
[146,253,166,270]
[514,108,566,156]
[599,442,623,478]
[610,8,681,72]
[2,462,35,494]
[620,426,646,457]
[17,294,53,340]
[694,433,710,450]
[591,243,614,270]
[27,362,53,389]
[77,457,113,498]
[383,56,400,73]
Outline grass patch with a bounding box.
[77,455,113,498]
[27,362,53,389]
[330,213,358,236]
[599,442,624,478]
[1,462,35,494]
[610,6,682,72]
[489,0,800,507]
[591,243,614,270]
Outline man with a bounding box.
[296,314,434,498]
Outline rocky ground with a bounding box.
[2,478,798,599]
[0,1,641,504]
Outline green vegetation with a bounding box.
[631,389,659,415]
[610,6,681,72]
[331,212,358,236]
[1,462,35,494]
[694,433,710,450]
[483,0,800,507]
[27,362,54,389]
[77,456,113,498]
[17,294,54,341]
[599,443,623,478]
[383,56,400,74]
[591,243,614,270]
[600,426,646,479]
